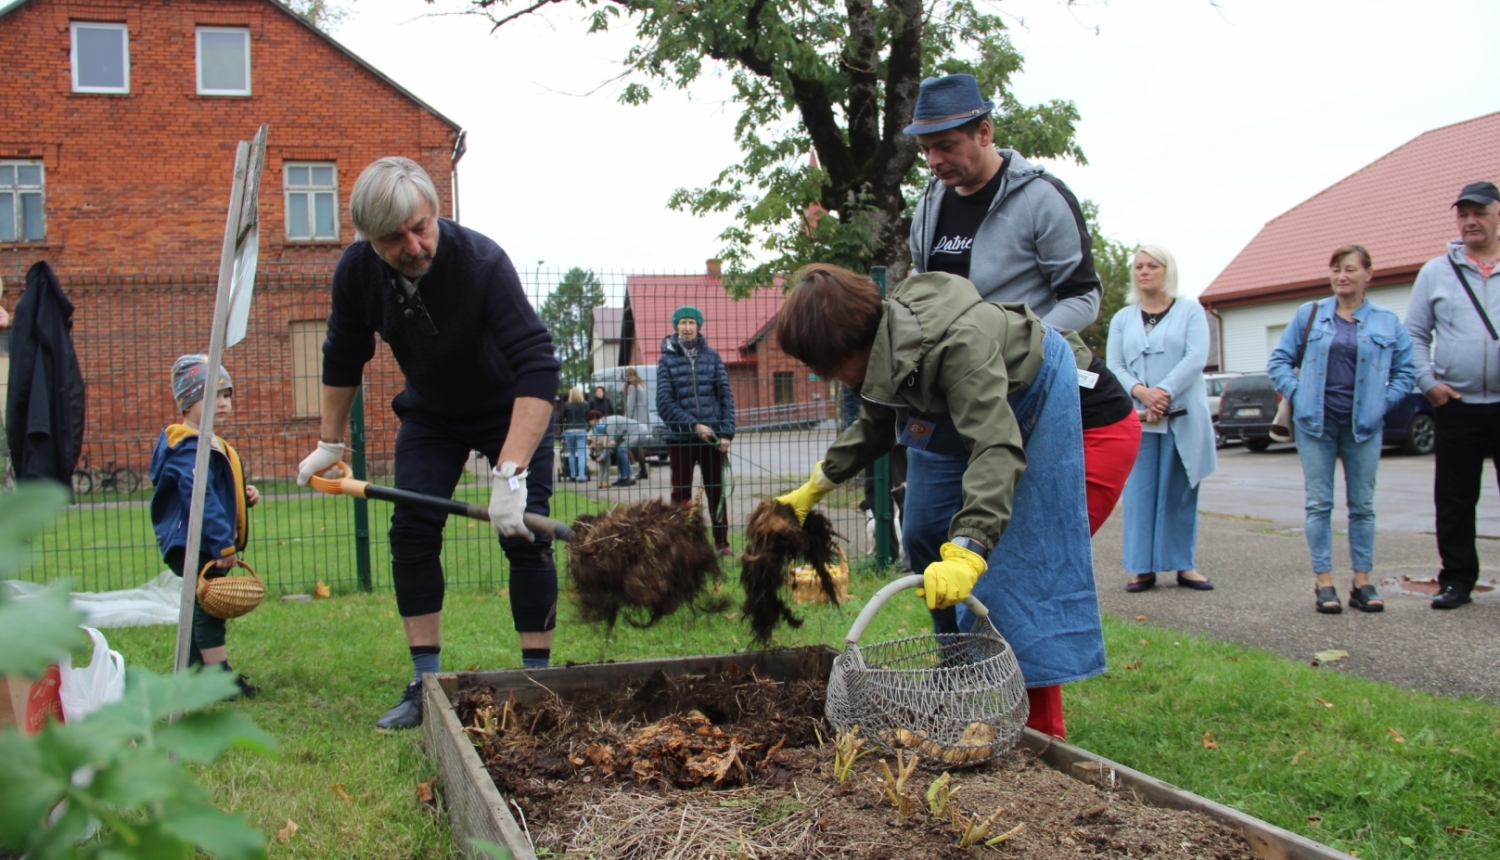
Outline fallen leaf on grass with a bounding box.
[416,779,436,805]
[276,819,299,843]
[1225,656,1240,663]
[1202,732,1218,750]
[1386,728,1406,743]
[1450,748,1470,756]
[1135,615,1146,622]
[1313,697,1335,708]
[1123,661,1142,671]
[466,522,476,529]
[1290,749,1308,765]
[331,783,353,804]
[1139,638,1150,647]
[314,581,331,599]
[1313,649,1349,662]
[498,587,510,599]
[1172,641,1180,647]
[1444,825,1471,835]
[466,664,478,672]
[1306,815,1322,827]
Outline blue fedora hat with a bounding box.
[902,74,995,135]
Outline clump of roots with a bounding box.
[740,500,843,646]
[568,499,730,629]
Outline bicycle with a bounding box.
[72,456,142,495]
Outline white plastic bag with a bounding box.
[58,627,126,722]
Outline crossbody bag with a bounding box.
[1447,257,1500,343]
[1270,301,1319,440]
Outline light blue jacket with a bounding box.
[1266,297,1416,442]
[1106,298,1217,487]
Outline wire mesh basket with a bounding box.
[825,574,1027,769]
[196,559,265,620]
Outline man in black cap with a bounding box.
[1405,181,1500,609]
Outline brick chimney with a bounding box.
[706,258,723,277]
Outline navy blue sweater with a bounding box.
[322,220,559,417]
[656,335,735,442]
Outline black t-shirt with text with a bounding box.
[924,165,1006,278]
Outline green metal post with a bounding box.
[350,387,373,592]
[870,266,892,569]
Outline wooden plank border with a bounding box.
[1018,728,1349,860]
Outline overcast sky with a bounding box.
[332,0,1500,297]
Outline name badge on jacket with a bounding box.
[899,417,936,450]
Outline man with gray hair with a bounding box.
[296,157,561,728]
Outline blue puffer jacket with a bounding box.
[656,335,735,442]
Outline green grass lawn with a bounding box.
[92,563,1500,860]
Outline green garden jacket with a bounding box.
[821,272,1047,548]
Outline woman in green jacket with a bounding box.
[774,264,1105,738]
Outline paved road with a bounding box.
[1091,512,1500,704]
[1202,441,1500,536]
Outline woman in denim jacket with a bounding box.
[1267,245,1417,614]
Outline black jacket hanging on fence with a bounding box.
[5,261,87,484]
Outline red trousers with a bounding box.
[667,442,730,549]
[1024,412,1141,740]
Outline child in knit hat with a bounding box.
[148,355,260,696]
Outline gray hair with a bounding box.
[349,157,440,240]
[1128,244,1180,304]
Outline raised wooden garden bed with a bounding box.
[422,648,1347,859]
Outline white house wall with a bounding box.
[1216,283,1414,372]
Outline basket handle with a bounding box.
[198,558,255,578]
[843,573,990,646]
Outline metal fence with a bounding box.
[3,262,894,595]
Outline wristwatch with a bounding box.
[951,536,989,560]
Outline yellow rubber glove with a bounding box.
[774,461,838,525]
[916,542,988,610]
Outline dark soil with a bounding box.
[455,669,1259,859]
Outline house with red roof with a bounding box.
[1199,111,1500,372]
[616,263,833,428]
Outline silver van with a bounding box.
[589,365,666,461]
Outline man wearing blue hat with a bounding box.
[900,73,1138,740]
[906,73,1100,329]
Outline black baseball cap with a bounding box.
[1452,181,1500,208]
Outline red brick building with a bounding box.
[0,0,462,478]
[618,268,834,429]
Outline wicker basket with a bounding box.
[196,559,265,619]
[786,546,850,604]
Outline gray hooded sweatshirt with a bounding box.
[909,150,1102,333]
[1406,239,1500,404]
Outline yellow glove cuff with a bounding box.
[939,541,988,575]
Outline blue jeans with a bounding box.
[1297,420,1380,573]
[904,329,1105,688]
[614,443,633,480]
[563,430,587,479]
[1121,429,1200,574]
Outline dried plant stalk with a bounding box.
[567,499,729,629]
[740,500,843,645]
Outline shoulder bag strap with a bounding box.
[1293,301,1318,369]
[1447,257,1500,342]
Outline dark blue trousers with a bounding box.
[389,408,557,632]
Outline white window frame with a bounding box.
[0,160,46,244]
[70,22,130,94]
[195,27,252,97]
[283,162,340,242]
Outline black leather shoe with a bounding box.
[1125,573,1157,593]
[376,681,424,729]
[1432,586,1472,610]
[1176,571,1215,591]
[235,675,260,698]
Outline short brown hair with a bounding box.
[775,264,884,376]
[1329,244,1373,270]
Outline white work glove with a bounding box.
[297,441,347,486]
[489,461,532,541]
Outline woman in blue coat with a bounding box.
[1107,246,1218,593]
[656,306,736,553]
[1267,245,1416,613]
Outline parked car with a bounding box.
[1214,372,1435,455]
[1203,371,1244,448]
[1215,373,1279,450]
[588,365,668,463]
